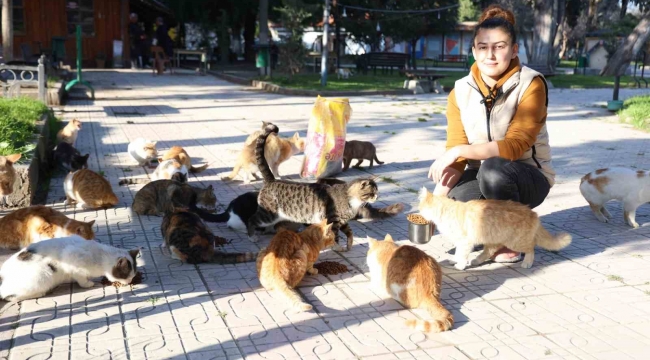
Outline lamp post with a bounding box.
[321,0,330,86]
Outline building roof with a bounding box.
[132,0,173,16]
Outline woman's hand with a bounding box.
[428,147,461,183]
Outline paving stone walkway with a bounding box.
[1,69,650,360]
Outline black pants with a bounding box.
[447,157,550,209]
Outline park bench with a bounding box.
[358,52,410,75]
[401,69,447,94]
[525,63,556,78]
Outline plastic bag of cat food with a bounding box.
[300,96,351,179]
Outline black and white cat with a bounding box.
[53,142,89,172]
[0,235,139,302]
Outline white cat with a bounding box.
[0,235,139,302]
[151,159,188,181]
[579,167,650,228]
[127,138,158,166]
[337,68,353,79]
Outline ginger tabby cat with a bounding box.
[56,119,82,145]
[367,234,454,333]
[256,219,336,312]
[0,205,95,249]
[161,146,208,173]
[0,154,21,196]
[64,169,119,209]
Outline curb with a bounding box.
[210,71,413,97]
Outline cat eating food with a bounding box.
[127,138,158,167]
[161,146,208,173]
[0,205,95,249]
[418,187,572,269]
[53,142,89,172]
[131,179,216,216]
[343,140,384,170]
[367,234,454,332]
[64,169,120,209]
[0,235,139,302]
[256,219,336,312]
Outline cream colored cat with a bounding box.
[57,119,82,145]
[223,132,305,184]
[367,234,454,333]
[418,187,572,269]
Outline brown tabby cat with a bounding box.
[0,154,21,196]
[343,140,384,170]
[161,146,208,173]
[0,205,95,249]
[367,234,454,333]
[161,207,256,264]
[246,123,379,252]
[256,219,336,311]
[418,188,572,269]
[57,119,82,145]
[132,179,216,216]
[64,169,119,209]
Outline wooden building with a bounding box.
[0,0,171,68]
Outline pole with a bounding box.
[334,0,341,71]
[1,0,13,63]
[613,75,620,101]
[321,0,330,86]
[258,0,271,76]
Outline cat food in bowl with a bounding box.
[407,213,435,244]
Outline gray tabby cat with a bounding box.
[246,123,379,252]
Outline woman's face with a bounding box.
[472,28,518,80]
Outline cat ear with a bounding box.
[151,141,157,146]
[384,234,394,242]
[129,249,140,259]
[207,185,213,191]
[86,220,95,226]
[83,154,90,160]
[5,154,21,164]
[293,132,300,140]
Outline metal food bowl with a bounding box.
[408,219,436,244]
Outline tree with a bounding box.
[601,10,650,76]
[1,0,12,63]
[458,0,479,21]
[274,4,311,77]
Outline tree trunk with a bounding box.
[243,10,256,62]
[601,11,650,76]
[587,0,600,30]
[530,0,557,67]
[1,0,12,63]
[558,28,569,59]
[411,38,417,70]
[550,0,566,70]
[620,0,629,18]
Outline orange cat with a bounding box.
[223,132,305,184]
[256,219,336,311]
[64,169,119,209]
[161,146,208,173]
[57,119,82,145]
[0,205,95,249]
[0,154,21,195]
[367,234,454,333]
[418,188,572,269]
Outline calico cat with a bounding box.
[201,189,403,234]
[53,142,89,171]
[256,219,336,311]
[579,167,650,228]
[418,188,572,269]
[128,138,158,166]
[343,140,384,170]
[245,123,379,252]
[161,146,208,173]
[56,119,82,145]
[0,235,139,302]
[132,179,216,216]
[0,205,95,249]
[367,234,454,333]
[0,153,21,196]
[64,169,120,209]
[223,130,305,184]
[161,207,256,264]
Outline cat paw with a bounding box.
[454,263,467,271]
[307,268,318,275]
[332,244,348,252]
[521,260,534,269]
[470,258,484,267]
[78,280,95,288]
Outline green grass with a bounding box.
[47,75,62,87]
[0,97,49,160]
[549,74,636,89]
[618,95,650,131]
[557,59,578,68]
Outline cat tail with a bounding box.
[405,299,454,333]
[189,163,209,173]
[221,161,242,181]
[373,154,384,165]
[534,225,572,251]
[211,251,257,264]
[255,123,280,183]
[275,282,313,312]
[118,178,150,186]
[357,203,404,219]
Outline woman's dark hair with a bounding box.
[473,5,517,46]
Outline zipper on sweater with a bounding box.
[468,82,518,143]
